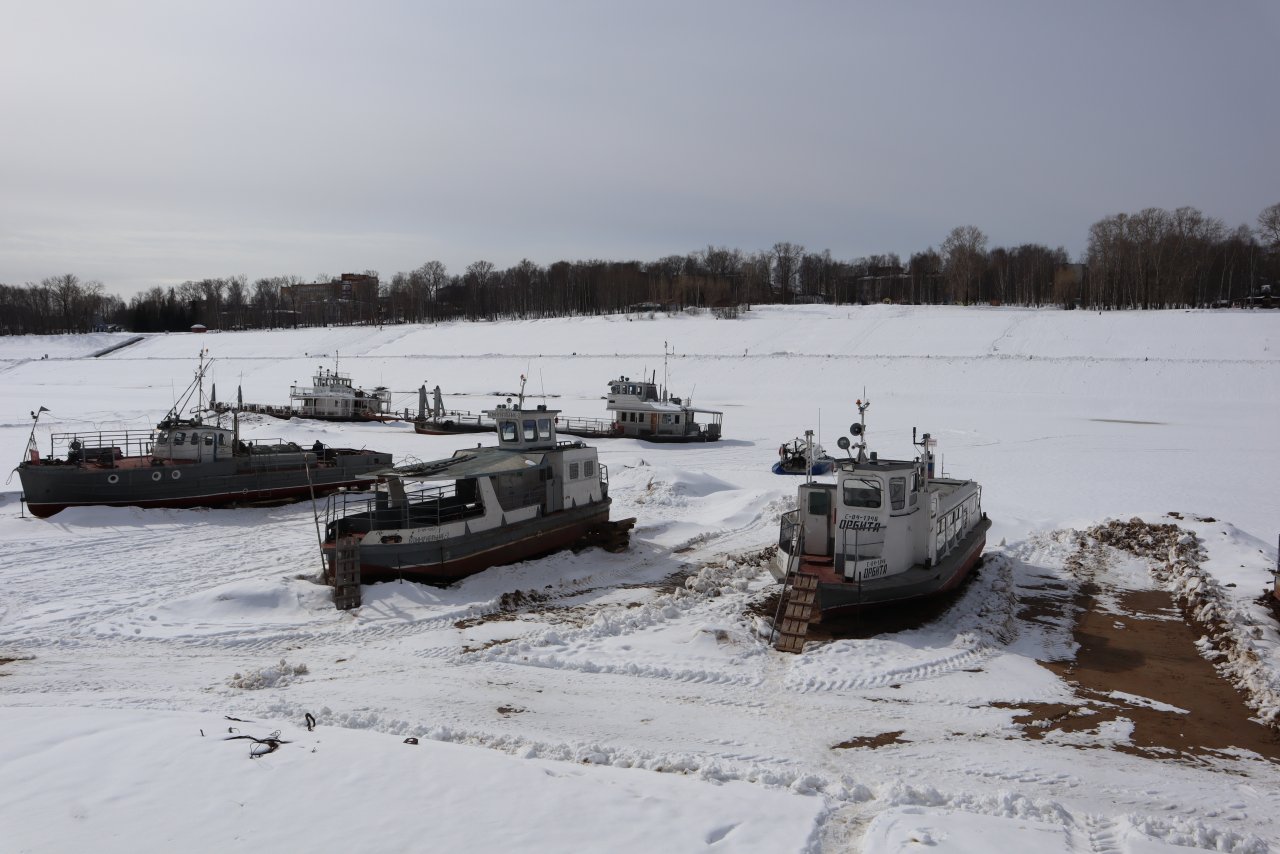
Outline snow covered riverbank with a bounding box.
[1,305,1278,852]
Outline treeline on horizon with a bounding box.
[2,203,1277,335]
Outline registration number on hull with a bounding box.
[847,557,888,581]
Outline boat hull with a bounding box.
[345,500,611,584]
[413,419,493,435]
[17,450,391,518]
[771,459,835,476]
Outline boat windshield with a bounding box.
[500,421,518,442]
[842,477,882,508]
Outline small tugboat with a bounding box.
[324,379,619,584]
[606,347,722,442]
[772,431,836,476]
[289,359,392,421]
[14,354,393,518]
[770,400,989,645]
[413,383,622,439]
[412,384,500,435]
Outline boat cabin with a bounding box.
[151,423,236,462]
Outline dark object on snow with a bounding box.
[305,712,316,731]
[224,729,290,758]
[404,737,419,745]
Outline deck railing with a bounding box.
[324,481,483,537]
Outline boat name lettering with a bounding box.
[408,530,446,543]
[838,515,882,532]
[854,558,889,580]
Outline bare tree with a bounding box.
[1259,202,1280,249]
[770,242,804,301]
[940,226,988,304]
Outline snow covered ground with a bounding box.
[1,305,1278,852]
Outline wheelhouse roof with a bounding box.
[378,446,549,481]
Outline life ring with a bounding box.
[171,470,181,480]
[107,474,119,484]
[151,471,162,481]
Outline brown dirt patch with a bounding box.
[1023,580,1280,763]
[833,730,909,750]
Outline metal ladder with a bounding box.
[329,536,362,611]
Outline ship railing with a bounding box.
[419,409,493,428]
[553,415,622,436]
[47,430,154,465]
[324,481,482,538]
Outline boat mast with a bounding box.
[662,341,670,401]
[23,406,49,462]
[162,350,212,427]
[852,398,870,463]
[804,428,815,484]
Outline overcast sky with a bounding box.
[2,1,1277,296]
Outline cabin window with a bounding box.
[569,462,580,479]
[662,414,672,424]
[611,385,620,393]
[500,421,518,442]
[523,419,537,441]
[538,419,552,439]
[807,490,829,515]
[889,477,906,511]
[674,415,680,424]
[217,434,225,445]
[842,477,882,509]
[174,432,186,445]
[584,460,594,477]
[204,435,214,446]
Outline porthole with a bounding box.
[107,474,119,485]
[171,470,181,480]
[151,471,162,481]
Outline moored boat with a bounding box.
[772,400,989,619]
[15,355,393,518]
[413,383,622,439]
[605,376,721,442]
[325,385,616,584]
[289,362,392,421]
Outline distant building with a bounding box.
[280,273,380,325]
[190,323,208,333]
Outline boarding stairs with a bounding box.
[770,524,819,653]
[328,536,362,610]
